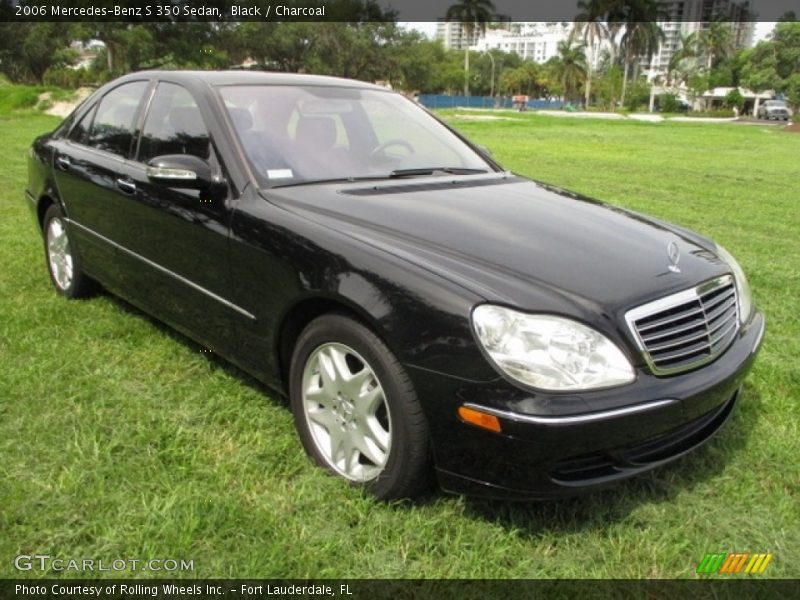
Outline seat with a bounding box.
[292,116,353,178]
[294,116,338,151]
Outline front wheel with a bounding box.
[289,314,432,499]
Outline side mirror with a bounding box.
[145,154,223,193]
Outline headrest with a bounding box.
[168,107,206,136]
[228,107,253,131]
[295,116,337,149]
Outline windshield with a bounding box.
[218,84,493,187]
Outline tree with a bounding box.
[551,41,588,103]
[723,88,744,111]
[391,34,449,92]
[571,0,609,107]
[310,22,402,81]
[666,32,699,87]
[0,23,75,83]
[593,65,623,110]
[608,0,667,107]
[786,73,800,110]
[740,22,800,110]
[699,20,734,71]
[445,0,496,96]
[499,61,541,96]
[235,23,316,72]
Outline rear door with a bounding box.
[52,80,151,286]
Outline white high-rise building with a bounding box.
[641,0,755,81]
[471,22,574,63]
[435,21,480,50]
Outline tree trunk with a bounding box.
[585,68,593,108]
[585,37,593,108]
[463,47,469,97]
[621,57,629,109]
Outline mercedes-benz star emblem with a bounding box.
[667,241,681,273]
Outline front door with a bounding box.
[111,81,242,355]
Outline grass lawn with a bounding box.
[1,107,798,579]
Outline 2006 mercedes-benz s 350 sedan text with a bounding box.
[26,71,764,500]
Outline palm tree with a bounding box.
[609,0,667,107]
[699,20,733,71]
[445,0,496,97]
[571,0,609,107]
[553,41,588,103]
[666,32,699,87]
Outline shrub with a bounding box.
[723,89,744,111]
[623,78,651,112]
[659,93,681,113]
[0,86,43,113]
[686,109,736,118]
[43,67,95,89]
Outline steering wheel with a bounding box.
[369,139,415,160]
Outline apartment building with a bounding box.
[435,21,481,50]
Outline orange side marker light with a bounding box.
[458,406,502,433]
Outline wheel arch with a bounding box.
[276,293,397,391]
[36,194,58,230]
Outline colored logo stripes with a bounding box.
[697,552,772,574]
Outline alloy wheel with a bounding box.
[46,217,74,291]
[301,342,392,482]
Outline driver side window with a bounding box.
[137,82,210,164]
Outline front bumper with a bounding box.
[408,312,765,500]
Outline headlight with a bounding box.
[715,245,753,324]
[471,305,635,391]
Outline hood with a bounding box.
[264,174,728,317]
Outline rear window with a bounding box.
[86,81,149,157]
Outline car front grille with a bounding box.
[626,275,739,375]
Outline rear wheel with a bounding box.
[289,314,432,499]
[42,204,95,298]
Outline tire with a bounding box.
[289,313,432,499]
[42,203,96,298]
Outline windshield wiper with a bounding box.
[388,167,488,178]
[271,175,387,188]
[271,167,489,188]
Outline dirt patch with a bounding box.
[39,88,93,118]
[783,122,800,133]
[450,114,514,121]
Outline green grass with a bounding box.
[0,79,78,114]
[1,106,798,579]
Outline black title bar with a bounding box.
[2,0,798,23]
[2,579,799,600]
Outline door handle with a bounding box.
[56,156,71,170]
[116,178,137,194]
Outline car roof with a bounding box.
[114,70,386,90]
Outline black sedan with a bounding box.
[26,71,765,500]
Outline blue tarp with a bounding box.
[418,95,565,110]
